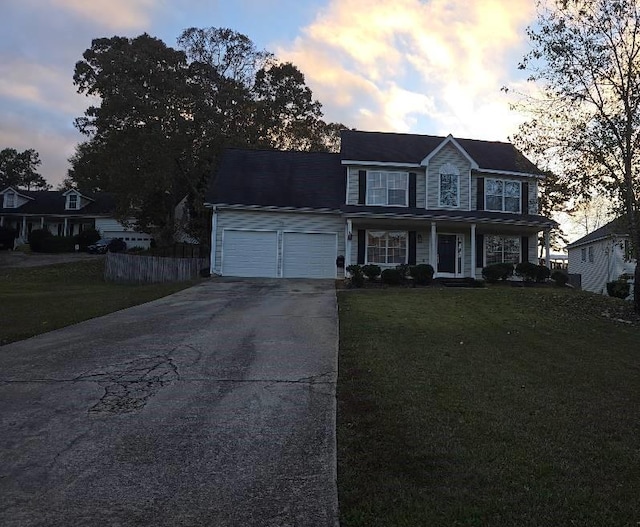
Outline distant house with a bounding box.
[205,129,557,279]
[0,187,154,248]
[566,217,636,295]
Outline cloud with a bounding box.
[277,0,536,140]
[50,0,157,31]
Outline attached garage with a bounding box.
[221,229,278,277]
[282,232,337,278]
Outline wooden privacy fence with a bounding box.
[105,252,209,284]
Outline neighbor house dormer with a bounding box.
[62,189,93,211]
[1,187,33,209]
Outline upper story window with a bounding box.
[366,171,408,206]
[3,191,16,208]
[66,193,79,210]
[486,179,521,213]
[439,163,460,207]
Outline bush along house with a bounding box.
[205,130,557,279]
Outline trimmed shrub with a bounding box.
[410,264,435,285]
[346,264,364,288]
[607,280,630,299]
[482,262,514,283]
[536,265,551,283]
[0,226,17,250]
[395,264,410,280]
[381,268,403,285]
[362,264,382,281]
[75,228,101,250]
[40,236,76,253]
[550,270,569,287]
[515,261,540,282]
[28,228,53,252]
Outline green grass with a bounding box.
[0,259,196,345]
[338,287,640,527]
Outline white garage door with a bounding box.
[222,230,278,277]
[282,232,337,278]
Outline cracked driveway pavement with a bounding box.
[0,278,339,527]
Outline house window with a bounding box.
[486,179,521,213]
[439,163,459,207]
[588,246,594,263]
[485,235,520,265]
[66,194,79,210]
[366,230,407,264]
[4,191,16,208]
[581,248,586,262]
[366,171,408,206]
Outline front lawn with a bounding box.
[0,259,196,345]
[338,287,640,527]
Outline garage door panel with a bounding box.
[222,230,278,277]
[283,232,337,278]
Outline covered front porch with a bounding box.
[0,214,96,243]
[344,217,552,279]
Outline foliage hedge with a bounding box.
[0,226,17,249]
[607,280,630,299]
[409,264,435,285]
[362,264,382,281]
[516,262,551,282]
[381,268,403,285]
[482,262,514,283]
[75,228,101,249]
[346,264,364,288]
[551,269,569,287]
[28,229,77,253]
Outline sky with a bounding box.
[0,0,539,187]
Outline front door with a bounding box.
[438,234,457,274]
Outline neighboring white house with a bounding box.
[205,130,557,279]
[0,187,153,248]
[567,217,636,295]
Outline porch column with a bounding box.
[470,223,476,278]
[431,222,437,271]
[544,229,551,267]
[21,216,26,240]
[64,217,68,237]
[345,219,353,270]
[0,216,4,227]
[40,217,44,229]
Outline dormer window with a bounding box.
[66,193,79,210]
[4,191,16,208]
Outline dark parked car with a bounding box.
[87,238,127,254]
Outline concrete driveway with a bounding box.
[0,279,339,527]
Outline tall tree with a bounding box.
[512,0,640,310]
[0,148,49,190]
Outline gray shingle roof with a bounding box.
[566,217,629,248]
[340,130,543,175]
[207,149,344,209]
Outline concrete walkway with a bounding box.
[0,278,339,527]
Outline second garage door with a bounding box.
[282,232,337,278]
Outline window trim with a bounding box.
[365,171,409,207]
[438,163,460,208]
[485,178,522,213]
[484,234,521,265]
[365,230,408,265]
[66,193,79,210]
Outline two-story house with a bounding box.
[205,130,556,279]
[0,187,154,248]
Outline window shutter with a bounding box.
[408,231,417,265]
[358,170,366,205]
[521,182,529,214]
[476,177,484,210]
[521,235,529,263]
[409,173,417,208]
[357,229,366,264]
[476,233,484,268]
